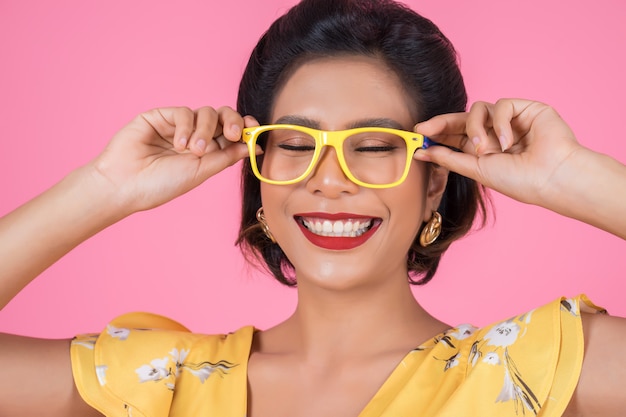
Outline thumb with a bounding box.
[197,142,250,181]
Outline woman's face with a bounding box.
[261,55,447,290]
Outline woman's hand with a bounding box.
[414,98,626,238]
[0,106,256,308]
[90,106,252,215]
[414,99,581,206]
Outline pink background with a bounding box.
[1,0,625,338]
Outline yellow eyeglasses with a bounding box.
[242,124,433,188]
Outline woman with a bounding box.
[1,0,625,416]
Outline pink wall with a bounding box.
[1,0,625,337]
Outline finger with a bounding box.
[158,107,194,151]
[243,115,260,128]
[217,106,245,142]
[239,115,264,155]
[414,112,474,154]
[414,112,467,137]
[465,101,502,156]
[492,99,526,151]
[197,142,251,180]
[414,146,486,186]
[190,106,218,156]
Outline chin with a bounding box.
[294,262,391,293]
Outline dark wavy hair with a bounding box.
[236,0,487,286]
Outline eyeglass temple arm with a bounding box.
[422,136,462,152]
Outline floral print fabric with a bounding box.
[71,295,604,417]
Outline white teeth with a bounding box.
[301,218,373,237]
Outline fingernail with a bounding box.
[499,134,508,151]
[231,124,241,137]
[196,139,207,153]
[178,137,188,148]
[471,136,481,151]
[414,149,431,162]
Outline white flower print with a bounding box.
[484,320,520,348]
[467,341,481,367]
[449,324,477,340]
[521,310,534,324]
[443,353,460,371]
[186,366,217,383]
[560,298,579,317]
[72,334,97,349]
[496,359,540,415]
[107,325,131,341]
[468,312,540,415]
[135,348,237,390]
[183,360,238,383]
[496,367,519,403]
[482,352,501,365]
[136,356,170,383]
[96,365,108,386]
[169,348,189,376]
[73,340,96,349]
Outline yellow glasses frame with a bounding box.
[242,124,432,189]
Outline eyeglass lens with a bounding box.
[255,128,409,185]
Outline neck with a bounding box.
[264,269,448,362]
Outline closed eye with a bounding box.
[354,145,397,152]
[278,144,316,152]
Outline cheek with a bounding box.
[259,183,277,217]
[388,163,429,232]
[398,162,429,206]
[259,184,292,234]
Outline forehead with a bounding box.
[270,55,418,130]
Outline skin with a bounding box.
[247,56,450,416]
[0,55,625,416]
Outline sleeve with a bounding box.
[71,312,199,417]
[453,294,605,417]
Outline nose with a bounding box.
[305,146,359,197]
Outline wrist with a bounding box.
[538,146,626,237]
[58,164,136,232]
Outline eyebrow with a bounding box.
[273,115,406,131]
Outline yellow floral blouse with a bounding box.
[71,295,605,417]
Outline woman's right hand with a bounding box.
[89,106,252,215]
[0,106,254,309]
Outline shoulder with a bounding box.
[73,312,254,374]
[71,312,254,417]
[567,310,626,416]
[435,295,605,417]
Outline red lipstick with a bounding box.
[294,213,381,250]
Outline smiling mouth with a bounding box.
[296,216,379,237]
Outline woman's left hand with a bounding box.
[413,98,582,207]
[414,98,626,239]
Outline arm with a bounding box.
[0,335,103,416]
[0,106,251,415]
[564,313,626,416]
[0,106,250,309]
[414,99,626,239]
[0,165,125,309]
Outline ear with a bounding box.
[423,163,449,222]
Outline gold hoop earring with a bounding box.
[419,211,442,247]
[256,207,276,243]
